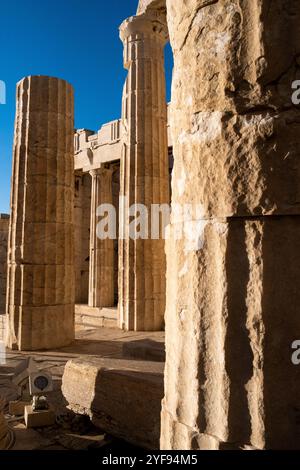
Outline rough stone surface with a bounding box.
[119,13,170,331]
[137,0,166,15]
[167,0,300,218]
[161,0,300,451]
[6,76,75,351]
[162,217,300,449]
[62,357,164,449]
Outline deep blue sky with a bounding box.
[0,0,173,213]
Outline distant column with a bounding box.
[74,171,84,304]
[88,167,114,308]
[74,172,91,304]
[119,14,170,331]
[6,76,75,351]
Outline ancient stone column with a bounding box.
[119,13,170,331]
[74,171,91,304]
[88,167,114,308]
[6,76,75,351]
[74,171,84,304]
[161,0,300,450]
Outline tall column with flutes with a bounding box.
[6,76,75,351]
[119,14,170,331]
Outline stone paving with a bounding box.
[0,326,165,450]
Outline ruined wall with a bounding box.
[162,0,300,450]
[0,215,9,315]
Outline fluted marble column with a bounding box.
[6,76,75,351]
[161,0,300,450]
[119,14,170,331]
[88,167,114,308]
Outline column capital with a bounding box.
[89,168,102,178]
[119,14,168,45]
[89,166,113,179]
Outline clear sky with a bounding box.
[0,0,173,213]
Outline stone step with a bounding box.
[75,305,118,329]
[62,357,164,449]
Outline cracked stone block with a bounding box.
[62,357,164,449]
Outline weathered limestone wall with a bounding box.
[74,172,91,304]
[0,215,9,314]
[119,13,170,331]
[162,0,300,450]
[6,76,75,351]
[137,0,165,15]
[74,121,122,172]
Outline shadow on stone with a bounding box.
[62,357,164,449]
[122,339,165,362]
